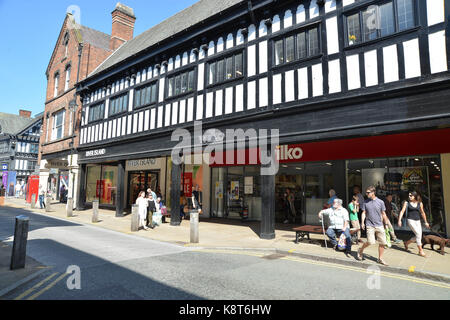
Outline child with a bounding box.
[348,196,361,243]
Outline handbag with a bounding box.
[161,206,168,216]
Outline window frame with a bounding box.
[206,50,245,88]
[166,68,196,99]
[51,109,65,141]
[345,0,417,47]
[134,81,158,110]
[53,73,60,98]
[88,102,105,124]
[64,65,71,92]
[109,92,130,117]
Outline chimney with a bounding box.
[19,110,32,118]
[110,3,135,51]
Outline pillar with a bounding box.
[170,161,181,226]
[76,164,86,211]
[260,170,275,239]
[441,153,450,237]
[116,160,125,217]
[332,160,348,205]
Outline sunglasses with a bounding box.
[366,191,373,194]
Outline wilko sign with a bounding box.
[85,149,106,157]
[276,145,303,161]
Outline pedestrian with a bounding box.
[146,193,157,229]
[136,191,149,230]
[192,184,202,212]
[325,189,337,209]
[38,185,46,209]
[353,186,365,212]
[384,194,401,244]
[318,198,352,257]
[147,187,157,201]
[283,188,296,224]
[397,191,430,257]
[348,195,361,243]
[15,182,21,198]
[357,186,390,266]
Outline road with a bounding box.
[0,206,449,300]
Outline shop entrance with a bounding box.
[127,171,159,208]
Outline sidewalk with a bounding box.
[2,197,450,284]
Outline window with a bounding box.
[88,102,105,123]
[274,27,321,66]
[347,0,416,46]
[52,110,65,140]
[134,82,157,109]
[0,141,8,153]
[207,52,244,86]
[64,32,69,57]
[109,93,129,116]
[167,70,195,98]
[30,144,39,154]
[54,74,59,98]
[64,66,71,91]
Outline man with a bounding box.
[353,186,365,212]
[192,185,202,210]
[357,186,390,265]
[384,194,401,244]
[318,198,352,257]
[147,187,157,201]
[146,194,156,229]
[325,189,337,209]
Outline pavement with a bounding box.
[1,196,449,297]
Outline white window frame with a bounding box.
[51,110,65,141]
[65,66,71,91]
[54,74,59,98]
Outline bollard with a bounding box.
[131,205,139,232]
[190,210,199,243]
[92,200,99,223]
[45,196,52,212]
[66,198,73,217]
[31,194,36,209]
[10,215,29,270]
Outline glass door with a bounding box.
[128,171,159,207]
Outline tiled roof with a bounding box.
[79,25,111,51]
[0,113,35,136]
[89,0,245,77]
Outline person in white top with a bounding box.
[136,191,149,230]
[318,198,352,256]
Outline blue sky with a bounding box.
[0,0,198,117]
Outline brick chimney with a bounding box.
[19,110,32,118]
[110,3,135,51]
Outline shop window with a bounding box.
[347,156,445,233]
[85,165,118,206]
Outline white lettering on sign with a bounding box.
[276,145,303,161]
[127,158,156,168]
[85,149,106,157]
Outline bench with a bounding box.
[293,225,359,244]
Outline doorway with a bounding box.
[127,170,159,208]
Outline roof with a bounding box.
[79,25,111,51]
[89,0,245,77]
[0,113,42,136]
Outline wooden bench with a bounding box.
[293,225,325,243]
[293,225,359,244]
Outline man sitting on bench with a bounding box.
[318,198,352,257]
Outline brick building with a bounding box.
[39,3,135,206]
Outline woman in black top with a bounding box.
[398,191,430,257]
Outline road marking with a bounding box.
[26,272,69,300]
[193,248,450,290]
[14,272,59,300]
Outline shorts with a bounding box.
[366,226,387,246]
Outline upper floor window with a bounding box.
[207,52,244,86]
[52,109,65,141]
[134,82,157,109]
[54,74,59,98]
[64,66,71,91]
[88,102,105,123]
[167,69,195,98]
[346,0,416,46]
[30,144,39,154]
[64,32,69,57]
[0,141,9,153]
[274,26,321,66]
[110,93,129,116]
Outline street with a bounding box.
[0,206,449,300]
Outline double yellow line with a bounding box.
[14,271,69,300]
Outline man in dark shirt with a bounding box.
[384,194,401,244]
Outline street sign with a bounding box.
[2,164,7,171]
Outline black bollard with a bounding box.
[10,215,29,270]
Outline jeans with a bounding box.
[326,227,352,253]
[39,195,45,209]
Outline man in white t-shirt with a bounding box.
[318,198,352,256]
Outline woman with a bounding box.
[398,191,430,257]
[348,195,361,243]
[136,191,149,230]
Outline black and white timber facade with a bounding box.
[76,0,450,238]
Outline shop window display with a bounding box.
[85,165,118,206]
[347,156,445,233]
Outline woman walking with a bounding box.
[398,191,430,257]
[136,191,149,230]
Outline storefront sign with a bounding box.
[45,160,68,169]
[276,145,303,161]
[126,158,159,171]
[2,164,7,171]
[244,176,253,194]
[182,172,193,197]
[85,149,106,157]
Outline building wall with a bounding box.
[442,153,450,237]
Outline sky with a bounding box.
[0,0,199,118]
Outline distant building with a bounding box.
[39,3,135,204]
[0,110,43,189]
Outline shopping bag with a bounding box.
[152,212,162,226]
[337,233,347,251]
[385,227,392,248]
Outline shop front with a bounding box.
[209,128,450,235]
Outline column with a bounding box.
[116,160,125,217]
[260,170,275,240]
[76,164,86,211]
[170,161,181,226]
[332,160,347,205]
